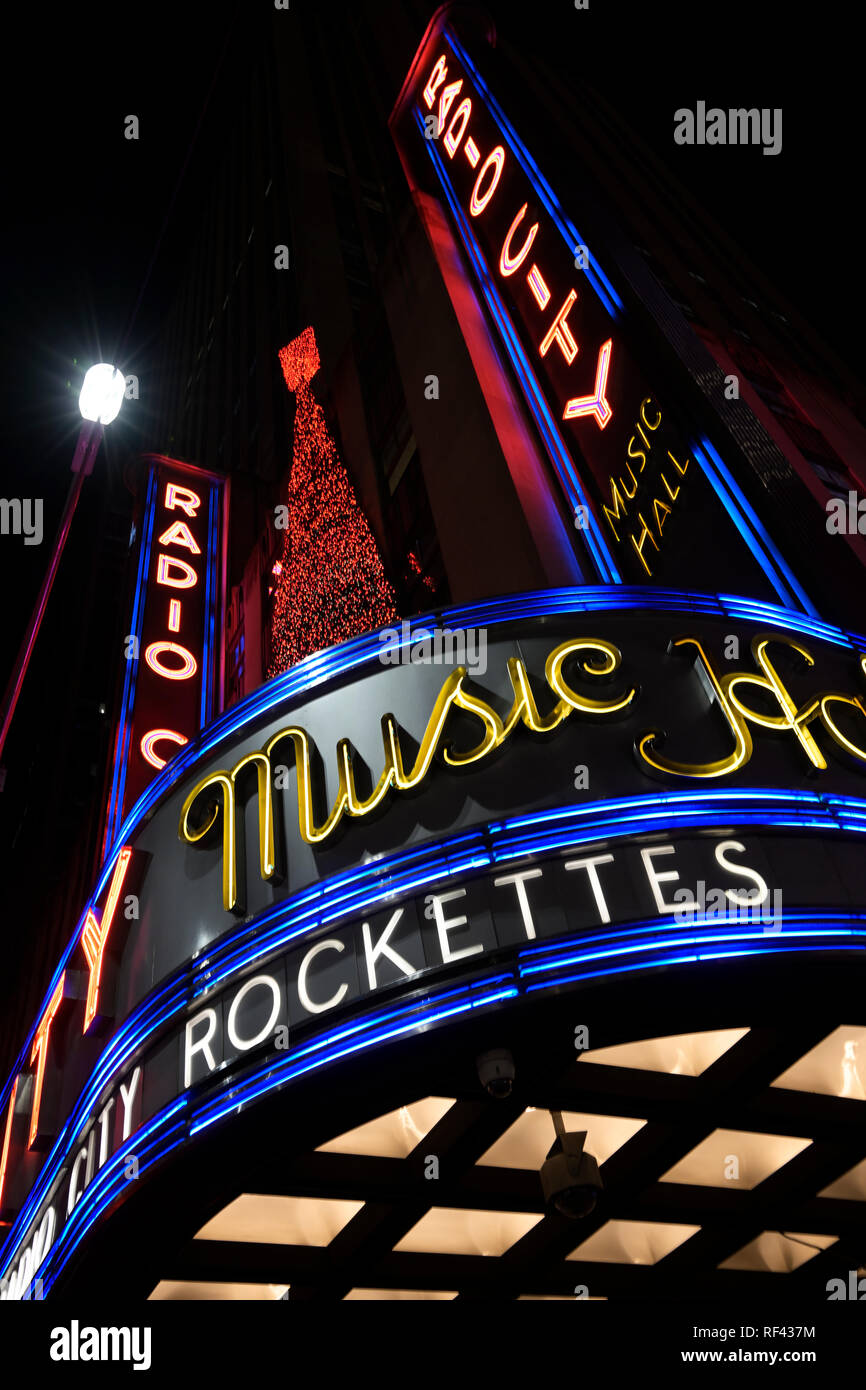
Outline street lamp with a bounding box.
[78,363,126,426]
[0,365,126,765]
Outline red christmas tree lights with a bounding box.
[268,326,398,675]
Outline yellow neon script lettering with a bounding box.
[638,635,866,778]
[180,643,635,910]
[638,638,752,778]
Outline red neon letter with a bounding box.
[164,483,201,517]
[157,554,197,589]
[158,520,201,555]
[423,55,448,109]
[540,289,579,365]
[145,641,198,681]
[499,204,538,277]
[443,98,471,157]
[563,338,614,429]
[29,976,65,1148]
[527,264,551,310]
[0,1077,19,1222]
[140,728,188,770]
[168,598,182,632]
[469,146,504,215]
[436,78,462,136]
[81,847,133,1034]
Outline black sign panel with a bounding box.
[389,14,781,595]
[4,596,866,1297]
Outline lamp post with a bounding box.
[0,365,126,766]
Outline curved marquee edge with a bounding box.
[3,782,866,1288]
[19,910,866,1300]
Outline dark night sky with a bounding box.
[0,0,239,660]
[0,0,861,1056]
[0,0,860,676]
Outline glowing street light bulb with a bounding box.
[0,359,122,762]
[79,363,125,424]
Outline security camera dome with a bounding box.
[540,1131,603,1219]
[476,1048,515,1098]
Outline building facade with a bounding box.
[1,2,865,1303]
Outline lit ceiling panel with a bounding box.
[344,1288,457,1299]
[819,1156,866,1201]
[771,1026,866,1099]
[518,1294,607,1300]
[478,1109,644,1169]
[579,1030,748,1076]
[317,1097,455,1158]
[660,1128,812,1188]
[567,1219,700,1265]
[148,1281,288,1300]
[394,1207,542,1256]
[719,1230,837,1272]
[194,1194,363,1246]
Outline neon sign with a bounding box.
[80,847,133,1034]
[103,456,227,850]
[4,587,866,1293]
[390,12,809,604]
[181,630,866,912]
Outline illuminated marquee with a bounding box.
[4,587,866,1297]
[390,12,805,603]
[103,456,227,849]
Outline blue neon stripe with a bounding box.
[517,907,866,964]
[695,440,818,616]
[203,484,221,726]
[104,467,158,847]
[111,470,159,836]
[520,924,863,977]
[199,488,214,729]
[719,595,845,647]
[523,941,866,996]
[208,485,220,722]
[692,444,796,609]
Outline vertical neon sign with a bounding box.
[389,9,814,609]
[103,456,227,850]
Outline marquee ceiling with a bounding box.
[150,1025,866,1300]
